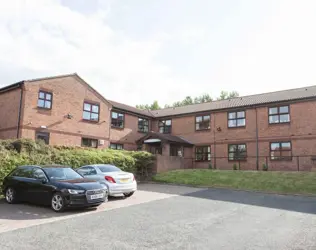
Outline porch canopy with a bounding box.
[136,131,194,147]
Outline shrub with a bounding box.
[262,163,268,171]
[208,163,212,169]
[233,163,238,170]
[0,139,154,193]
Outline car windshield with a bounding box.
[98,165,121,173]
[44,167,83,180]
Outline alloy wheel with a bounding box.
[51,194,64,212]
[5,188,14,203]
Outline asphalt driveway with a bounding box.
[0,183,316,250]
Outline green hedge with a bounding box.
[0,139,155,193]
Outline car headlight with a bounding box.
[68,189,85,194]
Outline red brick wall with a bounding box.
[0,88,21,139]
[110,112,149,150]
[20,76,111,148]
[154,101,316,171]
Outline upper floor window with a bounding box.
[270,142,292,161]
[83,102,99,122]
[228,144,247,161]
[111,112,124,128]
[81,138,98,148]
[159,120,172,134]
[110,143,123,150]
[195,115,210,130]
[228,111,245,128]
[269,106,290,124]
[138,118,149,133]
[195,146,211,161]
[37,91,52,109]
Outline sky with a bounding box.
[1,0,316,107]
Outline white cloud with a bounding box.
[0,0,190,106]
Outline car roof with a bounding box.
[18,165,71,169]
[83,164,116,167]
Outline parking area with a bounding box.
[0,183,316,249]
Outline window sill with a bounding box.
[111,125,125,130]
[228,159,247,162]
[195,160,211,162]
[268,122,290,125]
[81,119,99,124]
[37,107,52,111]
[227,126,246,129]
[195,128,211,132]
[270,158,293,161]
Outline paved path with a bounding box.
[0,184,316,249]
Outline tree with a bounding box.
[217,91,239,100]
[194,93,213,104]
[136,100,161,110]
[136,91,239,110]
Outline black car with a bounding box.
[2,165,108,212]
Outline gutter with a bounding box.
[255,107,259,170]
[16,83,24,138]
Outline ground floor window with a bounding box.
[110,143,124,150]
[228,144,247,160]
[195,146,211,161]
[35,132,50,145]
[81,138,98,148]
[270,141,292,160]
[170,145,183,157]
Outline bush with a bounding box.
[262,163,268,171]
[233,163,238,170]
[208,163,212,169]
[0,139,155,193]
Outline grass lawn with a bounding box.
[153,169,316,196]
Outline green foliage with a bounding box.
[262,163,268,171]
[208,163,213,169]
[137,91,238,110]
[136,100,161,110]
[233,163,238,170]
[0,139,155,193]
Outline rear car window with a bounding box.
[98,165,121,173]
[10,167,34,178]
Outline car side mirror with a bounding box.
[41,178,48,184]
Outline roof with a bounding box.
[137,131,194,146]
[0,73,111,106]
[150,85,316,117]
[108,100,154,117]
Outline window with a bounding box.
[195,115,210,130]
[32,168,47,180]
[35,132,50,145]
[138,118,149,132]
[37,91,52,109]
[11,167,34,178]
[98,165,121,172]
[81,138,98,148]
[110,143,123,150]
[269,106,290,124]
[228,111,246,128]
[111,112,124,128]
[195,146,211,161]
[170,145,183,157]
[159,120,172,134]
[228,144,247,161]
[77,167,97,176]
[44,168,83,180]
[83,102,99,122]
[270,142,292,161]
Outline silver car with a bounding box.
[76,164,137,197]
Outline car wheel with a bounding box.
[51,193,65,212]
[123,191,135,198]
[5,187,17,204]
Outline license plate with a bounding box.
[90,193,104,199]
[120,178,129,183]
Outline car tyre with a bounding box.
[123,191,135,198]
[51,192,65,212]
[5,187,17,204]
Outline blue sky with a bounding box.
[1,0,316,106]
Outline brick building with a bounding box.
[1,73,316,171]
